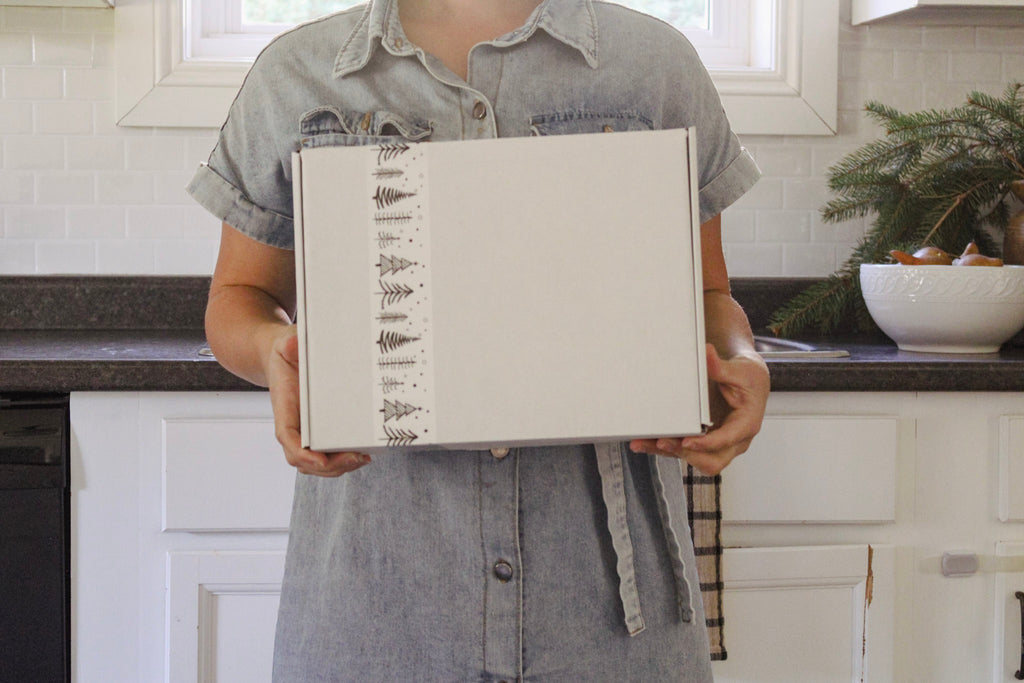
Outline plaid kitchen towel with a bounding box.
[684,463,727,660]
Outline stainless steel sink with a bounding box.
[752,336,849,358]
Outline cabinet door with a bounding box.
[721,393,906,523]
[711,545,893,683]
[72,391,291,683]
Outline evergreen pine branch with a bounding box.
[769,84,1024,337]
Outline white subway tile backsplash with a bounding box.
[0,172,33,203]
[36,238,95,273]
[62,8,113,34]
[96,172,154,205]
[154,239,217,275]
[782,178,830,211]
[95,239,155,274]
[126,206,184,239]
[36,171,93,204]
[3,66,63,99]
[893,50,949,82]
[4,206,65,238]
[0,100,32,133]
[3,7,62,33]
[153,171,195,205]
[64,67,113,100]
[2,3,1023,276]
[756,210,812,243]
[67,206,124,238]
[950,52,1004,83]
[0,240,37,274]
[783,244,838,277]
[34,32,92,66]
[126,136,188,172]
[35,100,94,134]
[4,135,65,169]
[67,136,124,170]
[0,33,32,64]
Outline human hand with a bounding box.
[267,326,371,477]
[629,344,769,475]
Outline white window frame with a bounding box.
[113,0,838,135]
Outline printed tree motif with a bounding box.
[377,356,417,370]
[376,280,414,308]
[374,212,412,225]
[381,425,418,446]
[373,167,404,179]
[379,376,404,394]
[376,311,409,325]
[375,143,410,165]
[376,330,421,354]
[376,232,401,249]
[380,399,420,422]
[373,185,417,210]
[378,254,415,277]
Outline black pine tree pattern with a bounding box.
[378,254,415,276]
[381,425,418,446]
[376,280,414,308]
[375,143,410,164]
[377,330,420,354]
[380,399,420,422]
[373,185,417,210]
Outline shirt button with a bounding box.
[472,100,487,120]
[490,447,509,459]
[493,560,514,583]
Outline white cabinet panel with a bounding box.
[167,551,285,683]
[998,416,1024,522]
[712,545,876,683]
[163,416,294,532]
[722,414,900,523]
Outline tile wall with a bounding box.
[1,1,1022,276]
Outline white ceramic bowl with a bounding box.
[859,263,1024,353]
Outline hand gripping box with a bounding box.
[292,128,709,453]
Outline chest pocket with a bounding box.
[299,106,432,149]
[528,111,654,136]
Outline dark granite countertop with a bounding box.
[1,276,1023,393]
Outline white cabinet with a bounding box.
[852,0,1024,25]
[719,391,1024,683]
[71,392,290,683]
[71,390,1024,682]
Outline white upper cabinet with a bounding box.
[853,0,1024,25]
[0,0,111,7]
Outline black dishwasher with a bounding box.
[0,394,70,683]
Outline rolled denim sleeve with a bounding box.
[186,31,307,250]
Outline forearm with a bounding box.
[703,288,758,361]
[205,284,294,387]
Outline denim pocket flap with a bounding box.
[529,111,654,136]
[300,107,432,148]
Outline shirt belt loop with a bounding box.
[594,442,646,636]
[649,454,696,624]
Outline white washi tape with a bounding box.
[367,142,437,447]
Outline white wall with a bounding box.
[1,1,1022,276]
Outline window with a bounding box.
[115,0,837,134]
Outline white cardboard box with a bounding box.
[293,128,709,453]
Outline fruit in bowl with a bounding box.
[859,260,1024,353]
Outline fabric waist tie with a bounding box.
[594,442,695,637]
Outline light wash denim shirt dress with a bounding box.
[188,0,760,679]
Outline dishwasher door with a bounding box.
[0,394,70,683]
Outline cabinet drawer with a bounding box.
[147,394,294,532]
[722,413,900,523]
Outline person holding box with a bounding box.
[190,0,770,679]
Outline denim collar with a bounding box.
[331,0,599,78]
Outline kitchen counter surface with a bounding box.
[2,276,1023,392]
